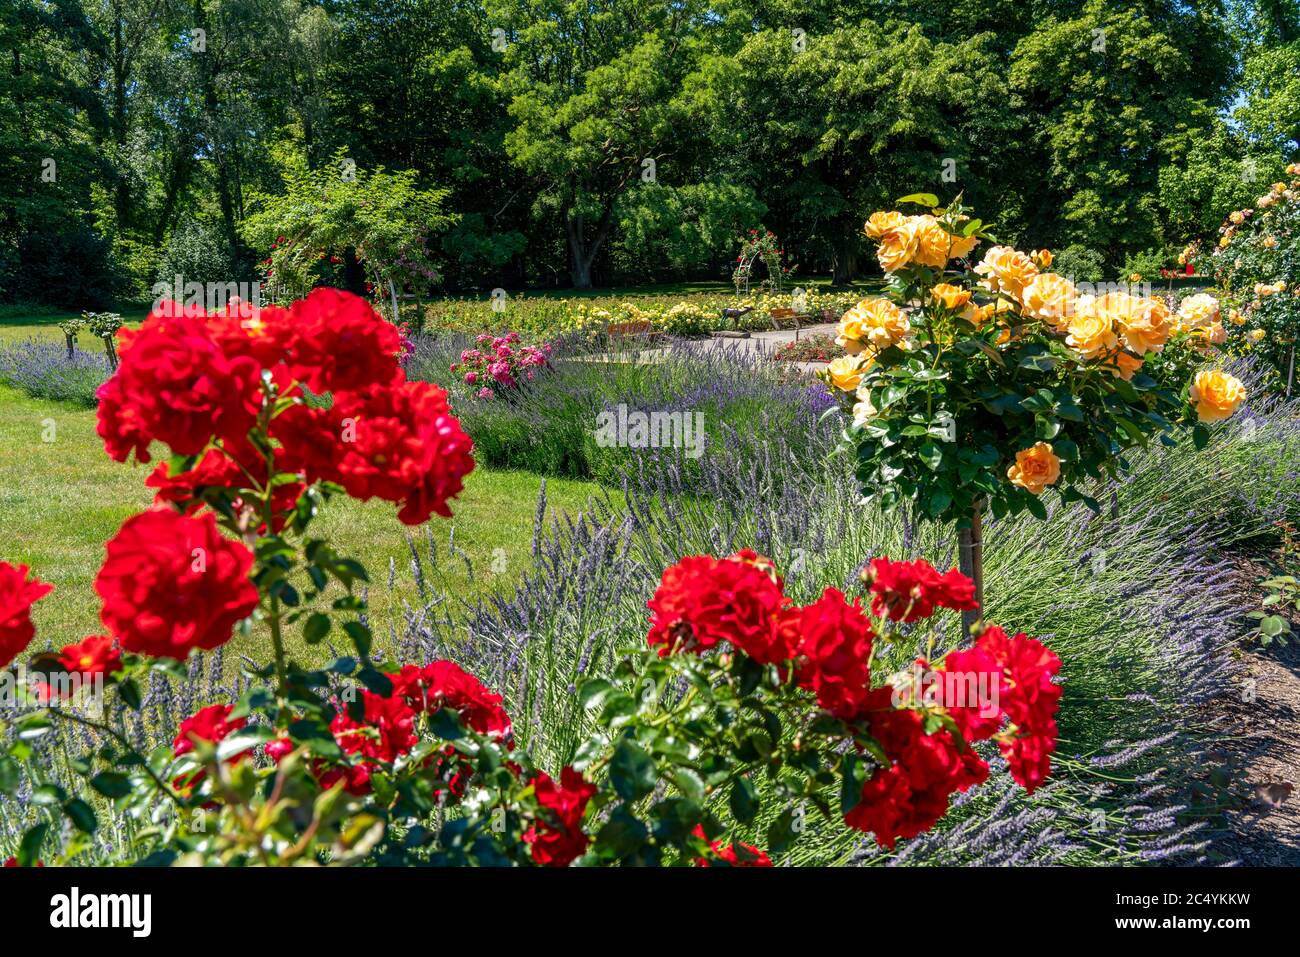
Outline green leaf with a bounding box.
[917,441,943,471]
[896,192,939,208]
[840,755,869,814]
[609,739,657,802]
[303,613,331,645]
[89,771,131,799]
[17,823,48,867]
[729,776,760,825]
[1192,423,1210,450]
[596,806,648,859]
[64,798,97,833]
[343,621,372,658]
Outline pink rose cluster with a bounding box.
[450,332,552,399]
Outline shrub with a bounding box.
[0,340,109,406]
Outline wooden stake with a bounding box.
[956,502,985,641]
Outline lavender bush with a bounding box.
[405,332,836,488]
[0,339,109,406]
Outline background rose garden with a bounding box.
[1,293,1296,862]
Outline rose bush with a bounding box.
[0,289,1062,864]
[823,193,1247,528]
[450,331,552,400]
[1196,162,1300,394]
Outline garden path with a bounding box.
[1213,558,1300,864]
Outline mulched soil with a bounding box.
[1206,554,1300,865]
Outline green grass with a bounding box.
[0,383,609,665]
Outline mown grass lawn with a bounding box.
[0,383,610,666]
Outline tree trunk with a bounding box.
[956,502,985,640]
[832,239,858,286]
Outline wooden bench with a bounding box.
[605,319,666,345]
[768,306,813,339]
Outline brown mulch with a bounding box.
[1207,555,1300,864]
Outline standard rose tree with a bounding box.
[821,193,1248,619]
[0,289,1062,866]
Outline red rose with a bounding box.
[646,551,793,662]
[972,625,1061,793]
[523,767,596,867]
[393,660,512,741]
[863,557,978,623]
[3,857,42,867]
[95,509,259,659]
[96,307,261,461]
[206,302,299,370]
[287,288,403,393]
[58,635,122,679]
[846,690,989,848]
[794,588,875,718]
[331,691,418,763]
[172,703,250,797]
[276,376,475,525]
[172,703,247,757]
[691,825,773,867]
[0,562,53,667]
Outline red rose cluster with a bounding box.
[82,288,477,663]
[178,660,595,866]
[645,551,1062,849]
[97,288,474,529]
[262,658,513,797]
[862,556,978,623]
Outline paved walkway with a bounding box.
[567,322,837,377]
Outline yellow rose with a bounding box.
[899,215,978,269]
[864,211,907,239]
[836,298,910,353]
[1129,272,1143,283]
[876,219,922,272]
[1175,293,1220,331]
[1247,328,1266,343]
[1101,293,1171,355]
[930,283,971,311]
[1007,442,1061,495]
[851,386,879,429]
[1273,182,1287,194]
[1019,273,1077,328]
[973,246,1039,301]
[824,354,867,392]
[1192,321,1227,347]
[1032,249,1053,268]
[1228,309,1245,326]
[1189,370,1247,423]
[1101,349,1144,381]
[1263,235,1278,249]
[1065,304,1118,359]
[1229,211,1245,224]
